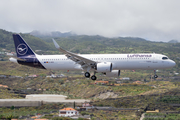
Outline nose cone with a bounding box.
[171,60,176,67]
[172,60,176,67]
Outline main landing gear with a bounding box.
[84,72,97,81]
[84,72,90,78]
[154,70,158,79]
[91,75,97,81]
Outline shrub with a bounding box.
[80,111,89,115]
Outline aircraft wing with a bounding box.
[52,39,96,69]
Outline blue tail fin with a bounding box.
[13,34,36,57]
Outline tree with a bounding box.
[10,106,14,110]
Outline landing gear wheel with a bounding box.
[154,75,158,78]
[91,75,97,81]
[85,72,90,78]
[153,70,158,79]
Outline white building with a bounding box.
[59,108,79,117]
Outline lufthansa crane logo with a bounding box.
[17,44,28,55]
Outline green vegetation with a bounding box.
[159,96,180,104]
[145,113,165,116]
[111,84,153,96]
[144,113,180,120]
[0,88,22,99]
[0,61,48,76]
[93,87,180,110]
[0,29,54,52]
[0,103,64,119]
[80,111,89,115]
[90,110,139,120]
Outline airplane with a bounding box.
[9,34,176,80]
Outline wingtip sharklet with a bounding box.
[52,39,60,49]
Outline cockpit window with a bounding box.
[162,57,168,60]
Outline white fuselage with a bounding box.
[37,53,176,71]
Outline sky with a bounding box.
[0,0,180,42]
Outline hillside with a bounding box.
[0,61,48,76]
[0,61,180,119]
[1,29,180,57]
[0,29,54,52]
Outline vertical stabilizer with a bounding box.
[13,34,36,57]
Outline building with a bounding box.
[59,108,79,117]
[6,53,14,56]
[82,103,91,107]
[76,102,94,111]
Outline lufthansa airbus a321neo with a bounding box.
[9,34,176,80]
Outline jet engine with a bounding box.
[106,70,120,77]
[96,62,112,72]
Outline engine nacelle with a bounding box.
[96,62,112,72]
[106,70,120,77]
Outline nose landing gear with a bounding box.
[154,70,158,78]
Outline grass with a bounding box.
[0,103,63,119]
[111,84,153,97]
[144,113,180,119]
[0,88,22,99]
[91,110,139,120]
[0,61,49,76]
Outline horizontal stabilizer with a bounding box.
[9,57,26,62]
